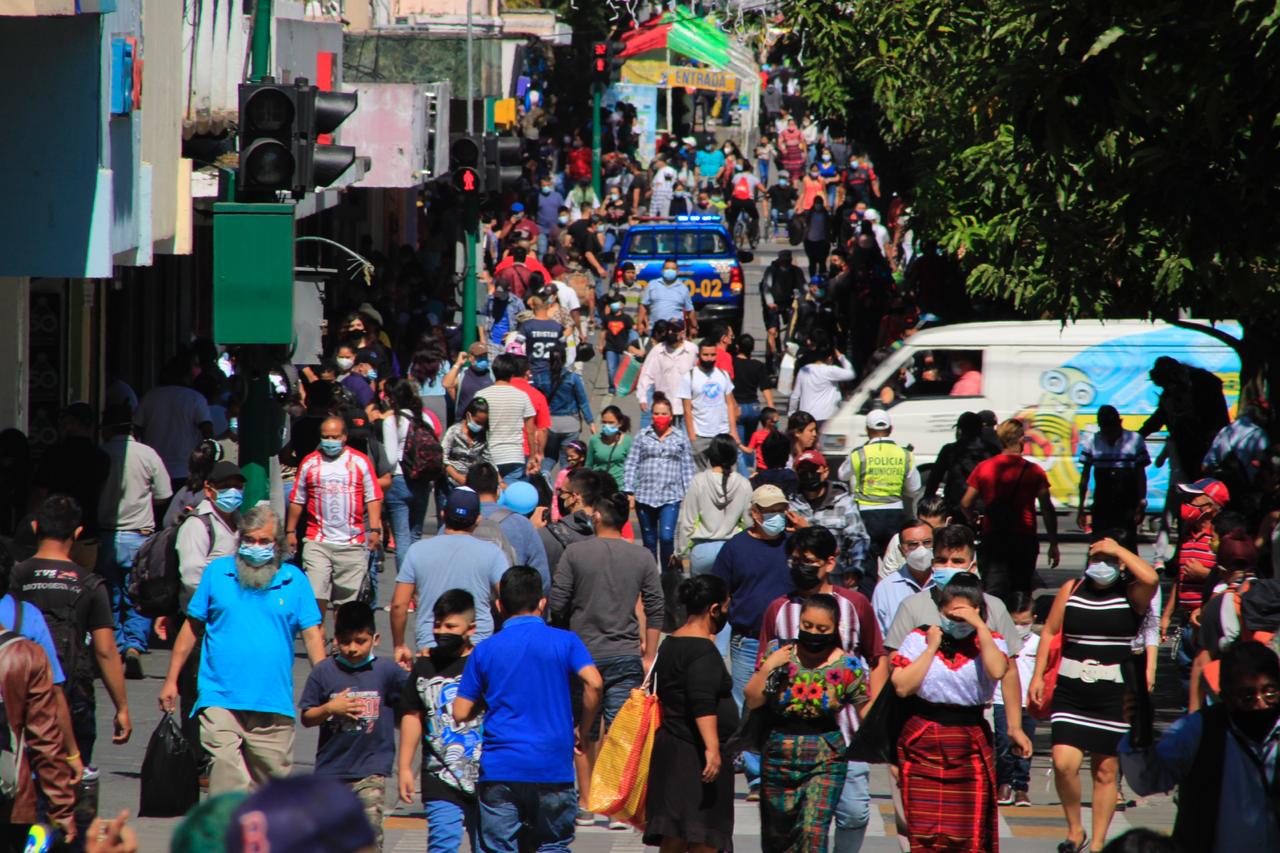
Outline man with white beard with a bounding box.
[158,505,327,794]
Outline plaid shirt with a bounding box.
[1203,416,1270,482]
[788,481,870,575]
[623,427,696,507]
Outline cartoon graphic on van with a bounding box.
[1017,328,1240,514]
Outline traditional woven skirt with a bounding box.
[760,729,848,853]
[896,714,998,852]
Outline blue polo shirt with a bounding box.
[456,615,593,783]
[640,279,694,324]
[187,557,322,718]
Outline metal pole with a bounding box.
[466,0,474,133]
[462,193,479,349]
[592,84,603,199]
[251,0,272,82]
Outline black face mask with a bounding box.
[665,334,680,346]
[797,472,824,492]
[432,633,465,658]
[709,607,729,634]
[796,629,838,654]
[1231,705,1280,741]
[699,359,717,372]
[789,561,822,591]
[556,494,574,517]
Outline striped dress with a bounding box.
[1050,581,1141,754]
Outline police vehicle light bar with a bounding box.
[674,215,722,222]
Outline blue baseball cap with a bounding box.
[225,776,375,853]
[445,487,482,527]
[499,481,540,516]
[511,202,525,213]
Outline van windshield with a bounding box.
[859,349,985,412]
[627,229,730,257]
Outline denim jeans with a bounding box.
[425,798,479,853]
[993,703,1036,790]
[605,350,623,393]
[595,655,644,735]
[635,502,680,568]
[757,159,770,184]
[385,474,432,573]
[736,402,761,475]
[498,462,526,486]
[477,781,577,852]
[859,508,906,596]
[690,542,730,657]
[729,633,761,787]
[99,530,150,653]
[1176,623,1196,694]
[834,760,871,852]
[543,430,579,475]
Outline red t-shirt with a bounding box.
[509,377,551,456]
[966,454,1048,536]
[1176,528,1216,612]
[748,428,771,469]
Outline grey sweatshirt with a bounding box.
[675,469,754,555]
[549,537,664,660]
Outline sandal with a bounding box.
[1056,836,1088,853]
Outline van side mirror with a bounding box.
[736,250,754,264]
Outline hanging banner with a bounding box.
[621,60,738,93]
[605,84,659,163]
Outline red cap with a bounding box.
[1178,477,1230,507]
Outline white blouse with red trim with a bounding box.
[891,628,1007,707]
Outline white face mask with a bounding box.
[1084,560,1120,587]
[1015,623,1033,641]
[336,356,354,372]
[904,547,933,574]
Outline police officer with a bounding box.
[838,408,920,595]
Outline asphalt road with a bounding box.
[101,232,1179,851]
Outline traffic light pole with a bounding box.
[250,0,272,82]
[592,83,603,200]
[462,193,480,349]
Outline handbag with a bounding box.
[1027,579,1083,721]
[588,656,662,827]
[845,687,911,764]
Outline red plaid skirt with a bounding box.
[896,715,998,852]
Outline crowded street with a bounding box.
[3,2,1279,853]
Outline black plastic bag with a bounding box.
[845,688,910,764]
[139,712,199,817]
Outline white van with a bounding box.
[820,320,1241,513]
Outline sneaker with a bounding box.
[996,784,1015,806]
[1014,790,1031,807]
[575,810,596,827]
[608,820,629,831]
[745,786,760,802]
[123,649,144,680]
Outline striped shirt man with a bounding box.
[292,447,382,545]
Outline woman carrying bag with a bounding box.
[745,594,870,852]
[890,573,1012,852]
[643,575,739,852]
[1029,533,1157,853]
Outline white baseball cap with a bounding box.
[866,409,892,430]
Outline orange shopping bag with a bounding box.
[587,659,661,827]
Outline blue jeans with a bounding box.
[99,530,150,653]
[736,402,761,475]
[425,798,479,853]
[993,703,1036,790]
[543,430,579,475]
[757,159,770,184]
[834,760,871,852]
[690,542,730,657]
[477,781,577,852]
[605,350,623,393]
[385,474,432,573]
[635,502,680,568]
[1176,623,1196,695]
[596,655,644,734]
[730,633,761,787]
[498,462,526,486]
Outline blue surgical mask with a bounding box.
[600,423,619,436]
[340,652,376,668]
[229,417,239,433]
[662,268,678,282]
[760,512,787,537]
[238,543,275,567]
[319,438,345,457]
[214,488,243,513]
[558,215,569,225]
[610,302,623,312]
[473,359,490,372]
[467,420,485,434]
[541,185,552,195]
[1085,561,1120,587]
[779,178,789,186]
[939,616,975,640]
[366,368,378,382]
[931,567,963,588]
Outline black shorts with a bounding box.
[764,306,782,330]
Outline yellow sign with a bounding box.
[621,60,738,93]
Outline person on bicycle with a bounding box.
[726,164,762,248]
[759,250,807,368]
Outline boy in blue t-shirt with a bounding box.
[300,601,408,851]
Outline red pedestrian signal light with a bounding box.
[454,166,479,194]
[590,40,610,86]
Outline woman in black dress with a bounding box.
[1029,532,1157,853]
[644,574,739,852]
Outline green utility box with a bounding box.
[213,202,295,344]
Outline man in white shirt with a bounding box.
[635,319,698,431]
[649,157,678,217]
[788,348,856,423]
[132,351,213,490]
[678,338,738,470]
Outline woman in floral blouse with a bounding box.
[745,594,869,852]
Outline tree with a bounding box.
[787,0,1280,409]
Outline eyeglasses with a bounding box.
[902,539,934,550]
[1229,686,1280,706]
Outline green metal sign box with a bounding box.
[213,202,295,345]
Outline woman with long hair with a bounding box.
[643,574,739,853]
[746,594,870,852]
[675,434,753,655]
[786,411,819,465]
[534,345,594,474]
[892,573,1011,852]
[408,343,450,428]
[586,405,633,490]
[381,379,436,569]
[623,393,696,568]
[162,439,223,528]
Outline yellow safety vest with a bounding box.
[849,440,912,507]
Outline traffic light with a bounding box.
[484,134,523,194]
[299,86,358,189]
[238,79,301,194]
[607,40,626,85]
[590,40,609,86]
[450,134,484,196]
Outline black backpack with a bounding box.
[129,509,214,618]
[16,573,104,683]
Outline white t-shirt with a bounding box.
[994,629,1040,706]
[676,367,734,438]
[553,281,582,314]
[133,385,212,478]
[476,384,535,466]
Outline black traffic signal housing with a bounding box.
[590,40,609,86]
[238,79,302,194]
[484,134,522,194]
[607,40,626,84]
[299,85,358,190]
[450,134,484,196]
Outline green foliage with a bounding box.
[786,0,1280,332]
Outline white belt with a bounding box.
[1058,658,1124,684]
